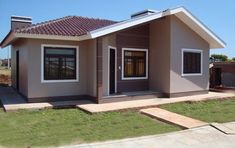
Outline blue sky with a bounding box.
[0,0,234,59]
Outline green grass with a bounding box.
[160,98,235,123]
[0,108,180,148]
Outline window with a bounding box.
[182,48,202,76]
[41,45,79,83]
[122,48,148,80]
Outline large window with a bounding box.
[122,48,148,80]
[182,48,202,76]
[41,45,79,82]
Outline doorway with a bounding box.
[214,68,222,86]
[109,47,117,95]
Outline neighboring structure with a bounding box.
[0,59,11,67]
[0,7,225,103]
[210,62,235,88]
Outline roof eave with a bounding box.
[0,31,15,48]
[88,6,226,49]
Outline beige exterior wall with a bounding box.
[87,39,97,97]
[101,34,116,96]
[25,39,96,99]
[169,15,210,93]
[149,17,171,93]
[11,39,28,97]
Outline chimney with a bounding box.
[11,15,32,30]
[131,9,158,19]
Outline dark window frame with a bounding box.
[43,46,78,81]
[122,48,148,80]
[182,49,202,76]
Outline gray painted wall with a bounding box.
[12,38,97,99]
[149,17,171,93]
[101,34,116,96]
[170,15,210,93]
[11,39,28,97]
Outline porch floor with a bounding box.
[0,86,93,112]
[77,92,235,113]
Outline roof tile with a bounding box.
[15,16,117,36]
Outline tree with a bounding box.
[232,57,235,61]
[210,54,228,62]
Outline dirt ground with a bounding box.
[0,68,11,86]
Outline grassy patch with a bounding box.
[160,98,235,123]
[0,108,180,147]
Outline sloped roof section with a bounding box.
[1,6,225,49]
[14,16,117,36]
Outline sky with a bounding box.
[0,0,235,59]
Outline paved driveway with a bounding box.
[63,122,235,148]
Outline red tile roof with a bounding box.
[14,16,117,36]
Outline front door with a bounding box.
[109,48,116,94]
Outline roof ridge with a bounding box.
[15,16,74,32]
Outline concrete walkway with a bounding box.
[62,122,235,148]
[77,92,235,113]
[1,86,235,112]
[140,108,208,129]
[211,122,235,135]
[0,86,93,111]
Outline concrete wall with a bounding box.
[11,38,97,101]
[222,73,235,87]
[116,25,149,93]
[170,15,210,93]
[101,34,116,96]
[11,39,28,97]
[87,39,97,97]
[149,17,171,93]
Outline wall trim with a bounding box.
[166,90,209,98]
[41,44,79,83]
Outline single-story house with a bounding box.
[210,62,235,88]
[0,7,225,103]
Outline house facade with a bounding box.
[0,7,225,103]
[210,62,235,88]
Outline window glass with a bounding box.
[183,51,201,74]
[44,47,77,80]
[124,50,146,78]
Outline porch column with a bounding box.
[96,38,103,103]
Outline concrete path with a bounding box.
[140,108,208,129]
[62,122,235,148]
[77,92,235,113]
[211,122,235,135]
[0,86,26,105]
[0,86,93,111]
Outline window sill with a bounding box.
[181,73,202,76]
[122,77,148,80]
[41,79,79,83]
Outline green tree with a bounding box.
[232,57,235,61]
[210,54,228,62]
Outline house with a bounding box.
[0,7,225,103]
[1,59,11,67]
[210,62,235,88]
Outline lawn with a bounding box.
[160,98,235,123]
[0,108,180,148]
